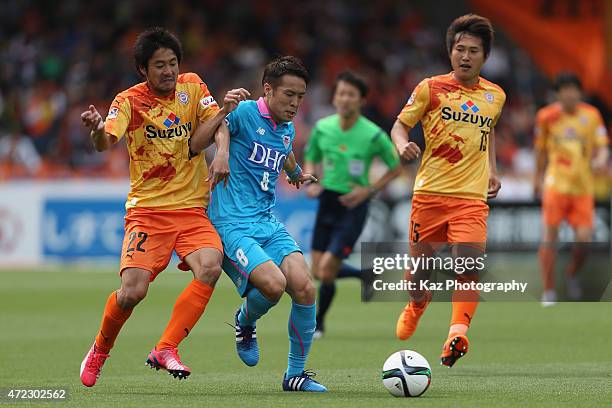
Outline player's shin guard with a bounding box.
[239,287,278,326]
[287,302,316,378]
[96,291,133,353]
[156,279,213,350]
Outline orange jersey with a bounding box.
[105,73,220,210]
[534,102,608,196]
[398,73,506,201]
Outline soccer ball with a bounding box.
[382,350,431,397]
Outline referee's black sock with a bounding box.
[337,263,362,280]
[316,282,336,330]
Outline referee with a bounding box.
[304,71,401,338]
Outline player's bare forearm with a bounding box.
[391,120,409,149]
[487,128,501,199]
[592,146,609,172]
[391,120,420,160]
[534,147,547,183]
[213,121,230,154]
[91,129,112,152]
[190,109,227,153]
[283,151,298,173]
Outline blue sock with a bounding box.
[337,263,362,279]
[238,288,277,326]
[287,302,316,378]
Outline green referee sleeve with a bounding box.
[375,131,401,169]
[304,126,322,163]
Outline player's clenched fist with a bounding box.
[81,105,104,131]
[398,141,421,161]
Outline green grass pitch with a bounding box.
[0,266,611,407]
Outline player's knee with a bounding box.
[118,284,148,308]
[292,278,316,304]
[194,258,222,286]
[260,274,286,302]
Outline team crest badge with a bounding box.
[485,92,494,103]
[178,91,189,105]
[406,91,416,106]
[107,107,119,119]
[283,135,291,148]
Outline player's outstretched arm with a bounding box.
[190,88,250,153]
[81,105,112,152]
[391,119,420,161]
[206,122,230,190]
[487,128,501,199]
[284,152,317,189]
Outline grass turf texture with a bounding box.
[1,266,611,407]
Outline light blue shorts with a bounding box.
[217,218,301,297]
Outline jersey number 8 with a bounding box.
[260,171,270,191]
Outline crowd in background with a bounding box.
[0,0,609,199]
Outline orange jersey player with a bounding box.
[534,72,609,306]
[391,14,506,367]
[78,27,249,387]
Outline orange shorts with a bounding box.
[409,194,489,254]
[119,207,223,281]
[542,189,594,228]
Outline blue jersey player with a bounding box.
[206,57,326,392]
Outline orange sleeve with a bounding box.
[104,93,131,144]
[181,73,220,123]
[397,79,430,128]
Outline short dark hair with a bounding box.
[334,70,368,97]
[554,72,582,91]
[446,14,494,58]
[262,56,310,88]
[133,27,183,77]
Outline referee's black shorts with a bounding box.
[311,189,369,259]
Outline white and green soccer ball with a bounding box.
[382,350,431,397]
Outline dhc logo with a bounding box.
[248,141,286,173]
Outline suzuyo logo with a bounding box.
[0,208,23,253]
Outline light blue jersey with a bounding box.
[209,97,301,296]
[209,98,295,225]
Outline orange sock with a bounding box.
[156,280,214,350]
[95,291,133,354]
[539,245,556,290]
[450,288,479,329]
